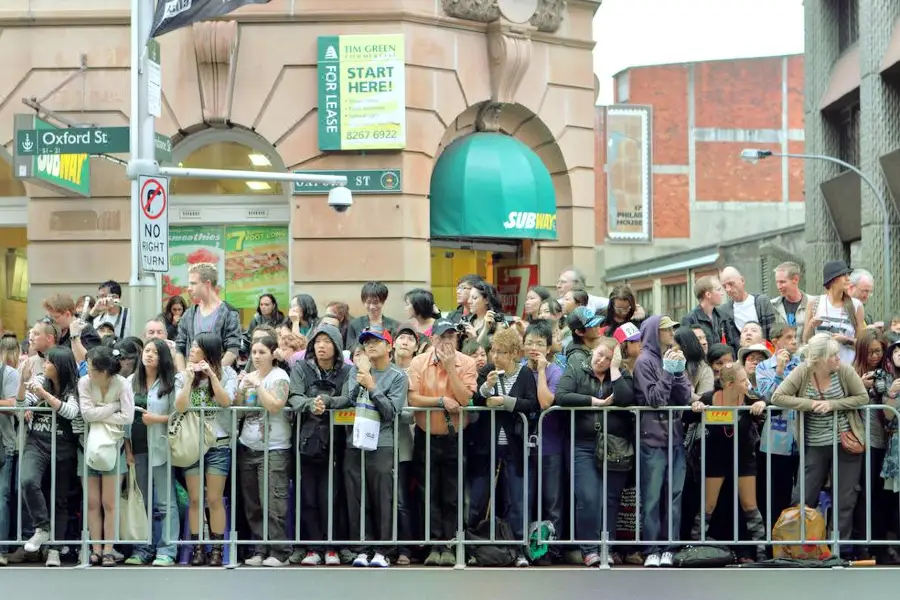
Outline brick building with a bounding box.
[596,54,807,319]
[804,0,900,320]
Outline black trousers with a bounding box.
[344,446,395,554]
[20,434,78,539]
[413,428,459,545]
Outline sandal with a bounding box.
[102,553,117,567]
[89,553,101,566]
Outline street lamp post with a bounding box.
[740,148,893,317]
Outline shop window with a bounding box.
[170,141,282,195]
[163,225,290,328]
[834,104,860,168]
[636,289,654,317]
[663,283,689,322]
[429,247,496,313]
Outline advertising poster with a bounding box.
[496,265,539,318]
[606,105,652,241]
[163,225,226,307]
[317,33,406,151]
[223,226,290,310]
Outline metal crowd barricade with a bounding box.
[3,401,900,566]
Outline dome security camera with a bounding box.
[328,186,353,213]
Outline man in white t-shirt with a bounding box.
[90,280,132,339]
[720,266,777,340]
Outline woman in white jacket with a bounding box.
[79,346,134,567]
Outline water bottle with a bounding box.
[246,387,257,407]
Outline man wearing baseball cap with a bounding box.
[565,306,604,372]
[337,325,408,568]
[407,319,477,566]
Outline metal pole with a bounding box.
[128,0,158,330]
[157,166,348,185]
[773,152,893,317]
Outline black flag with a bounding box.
[150,0,272,38]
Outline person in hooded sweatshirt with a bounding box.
[288,323,353,567]
[632,315,692,568]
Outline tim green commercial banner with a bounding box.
[317,34,406,151]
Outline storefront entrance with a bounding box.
[165,130,291,328]
[0,156,29,338]
[429,132,555,317]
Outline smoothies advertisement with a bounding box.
[163,225,289,313]
[163,226,226,306]
[223,226,290,310]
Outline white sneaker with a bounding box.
[45,549,61,567]
[244,554,265,567]
[300,552,322,566]
[352,553,369,567]
[644,553,661,567]
[659,552,674,567]
[262,556,287,567]
[369,553,389,568]
[514,556,529,568]
[324,551,341,566]
[24,529,49,553]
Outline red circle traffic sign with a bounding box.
[141,178,167,220]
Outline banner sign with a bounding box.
[14,116,91,197]
[151,0,271,38]
[606,105,652,242]
[496,265,539,318]
[223,226,290,310]
[317,34,406,151]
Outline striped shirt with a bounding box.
[804,371,850,447]
[19,374,85,437]
[479,366,522,447]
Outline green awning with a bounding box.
[430,132,557,240]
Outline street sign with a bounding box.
[139,175,169,273]
[147,39,162,118]
[292,169,402,195]
[16,126,130,156]
[155,133,173,163]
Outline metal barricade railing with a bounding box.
[2,401,899,566]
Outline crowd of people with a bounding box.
[0,259,898,569]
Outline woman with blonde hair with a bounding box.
[772,333,868,541]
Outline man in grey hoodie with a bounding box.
[632,315,692,568]
[334,325,408,568]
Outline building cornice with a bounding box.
[0,9,594,50]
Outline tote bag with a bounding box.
[168,411,216,468]
[85,422,122,472]
[119,465,150,541]
[352,389,380,452]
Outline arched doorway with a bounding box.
[0,151,29,338]
[164,127,291,328]
[428,103,567,317]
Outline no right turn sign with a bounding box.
[139,175,169,273]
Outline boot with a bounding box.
[691,512,714,541]
[190,534,207,567]
[208,533,225,567]
[744,508,768,561]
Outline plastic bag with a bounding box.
[772,505,832,560]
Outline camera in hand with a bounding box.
[873,368,891,395]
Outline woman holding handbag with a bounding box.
[79,345,135,567]
[772,332,868,543]
[124,338,180,566]
[174,332,237,567]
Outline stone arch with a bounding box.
[432,101,591,285]
[170,124,289,197]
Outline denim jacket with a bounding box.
[755,353,802,456]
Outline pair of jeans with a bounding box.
[573,441,628,555]
[239,447,292,561]
[345,446,395,554]
[639,442,686,555]
[413,428,459,545]
[20,435,78,542]
[0,453,14,553]
[396,462,418,557]
[529,452,564,553]
[131,453,180,561]
[468,445,527,539]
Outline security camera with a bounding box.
[328,186,353,213]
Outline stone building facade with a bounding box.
[0,0,600,336]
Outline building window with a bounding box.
[837,0,859,53]
[636,288,653,317]
[663,283,689,322]
[836,104,860,167]
[616,72,630,103]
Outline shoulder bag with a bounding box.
[168,410,216,468]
